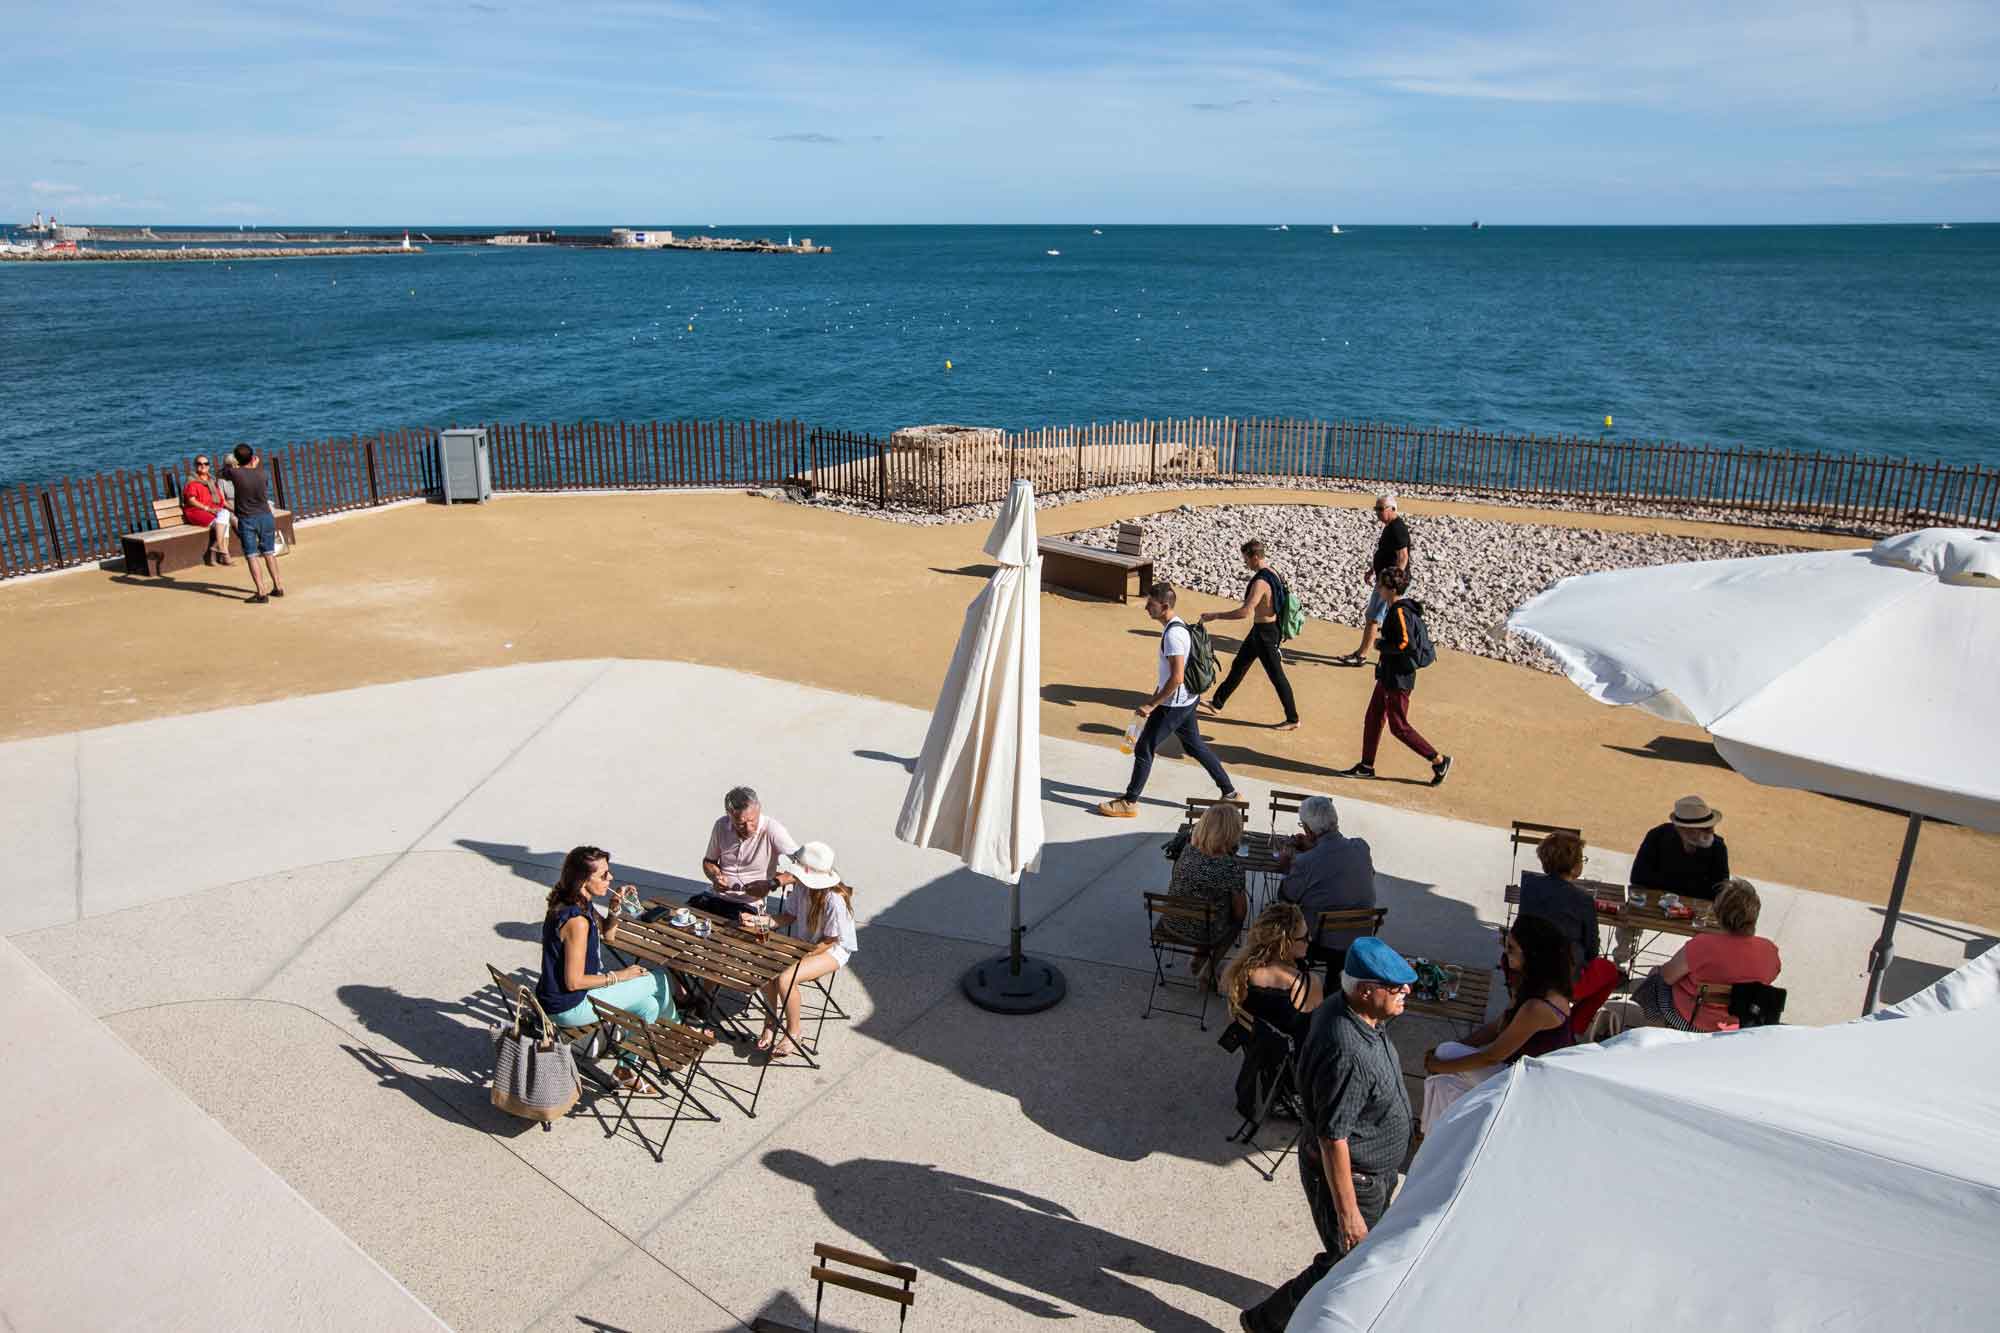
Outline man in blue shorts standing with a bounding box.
[221,443,286,604]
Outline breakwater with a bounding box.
[2,245,419,263]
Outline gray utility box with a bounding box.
[438,428,493,503]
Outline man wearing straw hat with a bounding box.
[1617,795,1732,965]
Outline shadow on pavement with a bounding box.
[850,748,1179,814]
[761,1151,1264,1329]
[456,838,709,902]
[1603,735,1728,768]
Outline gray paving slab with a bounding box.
[0,939,446,1333]
[0,732,78,933]
[0,660,604,934]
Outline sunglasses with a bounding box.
[195,459,211,466]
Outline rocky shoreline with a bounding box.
[1062,502,1791,673]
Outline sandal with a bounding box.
[767,1036,809,1061]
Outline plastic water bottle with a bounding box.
[1120,713,1144,755]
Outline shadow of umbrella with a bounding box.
[762,1150,1266,1329]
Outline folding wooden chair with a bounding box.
[586,996,722,1162]
[752,1243,918,1332]
[1224,1011,1304,1181]
[1504,821,1582,927]
[1267,790,1316,839]
[1183,794,1251,829]
[1308,907,1388,984]
[1142,892,1222,1029]
[486,963,602,1058]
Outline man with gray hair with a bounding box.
[1276,795,1378,978]
[1239,937,1414,1332]
[1336,491,1411,665]
[693,785,801,921]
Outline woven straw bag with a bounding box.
[491,1005,579,1123]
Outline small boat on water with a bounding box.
[1939,223,1953,230]
[1045,249,1061,256]
[1272,224,1289,231]
[1329,225,1343,234]
[1471,220,1483,230]
[1091,228,1103,235]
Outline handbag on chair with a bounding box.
[491,1009,580,1123]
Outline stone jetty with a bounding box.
[2,245,420,263]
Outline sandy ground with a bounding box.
[2,486,1991,927]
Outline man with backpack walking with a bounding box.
[1098,584,1239,818]
[1338,568,1453,786]
[1199,538,1300,730]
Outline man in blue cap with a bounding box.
[1240,936,1415,1333]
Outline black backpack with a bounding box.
[1400,599,1438,669]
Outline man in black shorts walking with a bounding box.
[1338,492,1409,665]
[1200,539,1299,730]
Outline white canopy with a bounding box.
[1289,947,2000,1332]
[1507,528,2000,832]
[894,479,1045,883]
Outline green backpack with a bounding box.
[1182,621,1220,695]
[1276,573,1306,641]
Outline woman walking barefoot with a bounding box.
[755,841,858,1060]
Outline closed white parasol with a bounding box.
[1507,527,2000,1011]
[896,479,1061,1011]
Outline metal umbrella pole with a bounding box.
[1861,812,1925,1015]
[961,875,1067,1014]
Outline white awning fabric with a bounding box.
[894,480,1045,883]
[1289,947,2000,1331]
[1507,529,2000,833]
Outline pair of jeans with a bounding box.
[1242,1147,1395,1332]
[237,510,277,557]
[547,968,678,1029]
[1212,622,1298,722]
[1361,682,1436,765]
[1122,701,1231,802]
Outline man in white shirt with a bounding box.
[1099,584,1238,817]
[693,785,801,920]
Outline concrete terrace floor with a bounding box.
[6,660,1996,1332]
[0,487,1994,931]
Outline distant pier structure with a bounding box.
[612,227,829,254]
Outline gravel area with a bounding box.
[792,474,1897,539]
[1061,503,1792,673]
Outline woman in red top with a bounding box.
[1635,877,1781,1031]
[180,455,233,565]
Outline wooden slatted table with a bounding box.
[606,908,814,1118]
[1401,962,1495,1035]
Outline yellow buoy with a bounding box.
[1604,415,1614,428]
[945,359,953,370]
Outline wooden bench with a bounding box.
[120,496,297,577]
[1038,522,1152,602]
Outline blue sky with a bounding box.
[3,0,1997,224]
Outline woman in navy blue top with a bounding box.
[537,846,679,1089]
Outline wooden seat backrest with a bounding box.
[1115,523,1144,558]
[1694,982,1734,1016]
[151,497,188,530]
[1183,795,1250,825]
[810,1242,917,1310]
[1509,820,1582,886]
[1315,907,1387,939]
[587,995,713,1072]
[1144,891,1216,945]
[1268,789,1315,826]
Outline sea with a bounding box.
[1,224,1994,491]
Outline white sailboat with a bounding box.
[1329,224,1343,234]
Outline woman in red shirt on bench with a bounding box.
[181,455,234,565]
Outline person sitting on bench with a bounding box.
[694,785,800,921]
[180,455,233,565]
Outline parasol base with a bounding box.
[961,953,1067,1014]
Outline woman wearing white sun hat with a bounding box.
[753,841,858,1059]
